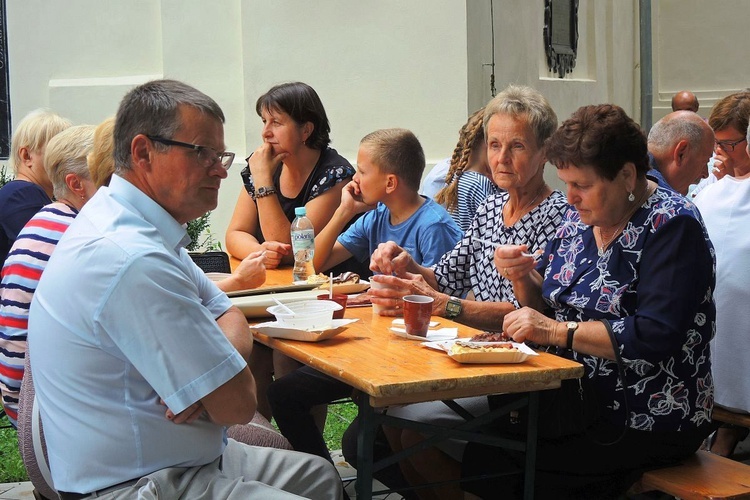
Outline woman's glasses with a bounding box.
[715,137,747,152]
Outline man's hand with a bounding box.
[231,250,266,289]
[163,399,206,424]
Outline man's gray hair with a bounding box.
[113,79,225,172]
[648,113,705,155]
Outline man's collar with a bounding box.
[109,174,190,250]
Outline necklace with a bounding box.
[505,183,547,225]
[596,182,653,256]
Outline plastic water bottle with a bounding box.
[291,206,315,282]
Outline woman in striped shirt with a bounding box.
[0,124,99,428]
[435,107,500,231]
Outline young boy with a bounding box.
[313,128,462,274]
[269,129,462,466]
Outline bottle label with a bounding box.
[291,229,315,252]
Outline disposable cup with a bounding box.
[402,295,434,337]
[369,279,394,316]
[317,293,348,319]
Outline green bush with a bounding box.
[0,415,27,482]
[0,164,12,188]
[324,401,358,452]
[186,212,221,252]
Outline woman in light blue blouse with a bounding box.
[485,104,716,499]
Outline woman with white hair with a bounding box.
[0,109,71,269]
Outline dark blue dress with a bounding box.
[0,180,51,269]
[540,185,715,432]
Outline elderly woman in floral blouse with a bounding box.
[489,104,715,499]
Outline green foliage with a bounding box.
[0,164,12,188]
[0,415,28,483]
[185,212,221,252]
[323,401,358,452]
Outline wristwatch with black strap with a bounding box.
[566,321,579,350]
[445,296,462,319]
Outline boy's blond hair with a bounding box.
[10,109,72,174]
[359,128,425,191]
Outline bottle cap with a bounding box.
[294,207,307,216]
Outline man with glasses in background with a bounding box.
[28,79,342,499]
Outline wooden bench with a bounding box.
[714,407,750,429]
[630,450,750,500]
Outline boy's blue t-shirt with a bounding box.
[337,197,463,267]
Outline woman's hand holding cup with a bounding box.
[369,273,443,317]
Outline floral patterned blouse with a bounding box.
[240,147,354,235]
[539,185,715,432]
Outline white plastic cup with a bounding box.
[369,279,394,316]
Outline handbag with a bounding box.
[488,370,601,440]
[487,319,628,443]
[189,251,231,274]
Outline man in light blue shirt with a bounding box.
[29,79,341,499]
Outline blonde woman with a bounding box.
[0,109,71,268]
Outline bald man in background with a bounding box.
[672,90,700,113]
[647,110,715,195]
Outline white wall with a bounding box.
[12,1,741,245]
[651,0,750,122]
[7,0,469,245]
[467,0,638,191]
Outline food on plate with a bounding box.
[450,341,518,355]
[306,274,330,285]
[309,272,361,288]
[469,331,510,342]
[346,292,372,307]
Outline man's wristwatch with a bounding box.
[445,297,462,319]
[566,321,579,350]
[254,186,277,200]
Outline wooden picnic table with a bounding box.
[238,266,584,499]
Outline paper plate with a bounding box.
[206,272,231,282]
[316,280,371,295]
[250,318,359,342]
[423,340,538,364]
[231,290,322,318]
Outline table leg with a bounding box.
[355,400,376,500]
[523,391,540,500]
